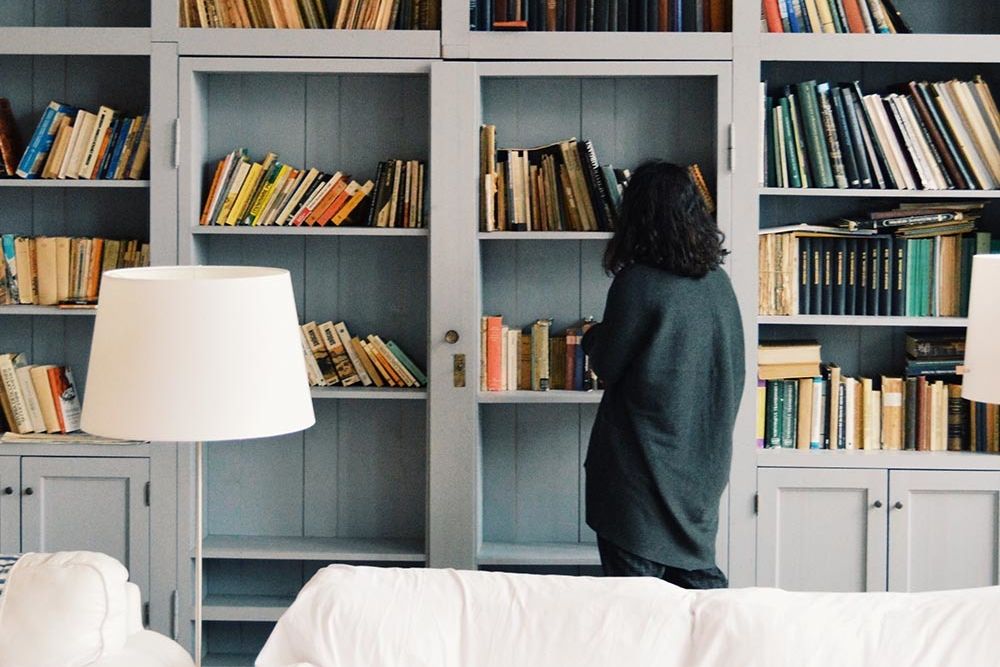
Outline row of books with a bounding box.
[471,0,730,31]
[762,0,910,34]
[201,150,425,228]
[479,126,629,232]
[181,0,440,29]
[300,321,426,388]
[1,235,150,307]
[762,78,1000,191]
[0,354,81,436]
[480,316,599,391]
[759,204,997,317]
[9,101,150,181]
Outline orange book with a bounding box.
[199,158,227,226]
[306,176,348,225]
[763,0,782,32]
[485,315,503,391]
[363,339,400,386]
[331,181,374,226]
[86,238,104,299]
[89,121,115,179]
[840,0,866,32]
[314,181,357,227]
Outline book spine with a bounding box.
[892,235,905,316]
[836,380,847,449]
[766,380,782,447]
[816,83,849,188]
[829,86,861,187]
[832,238,846,315]
[530,320,551,391]
[757,379,767,448]
[796,81,835,188]
[779,97,802,188]
[838,85,873,188]
[780,379,797,449]
[809,376,823,449]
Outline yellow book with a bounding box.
[247,162,287,225]
[55,236,71,302]
[254,164,293,226]
[331,179,375,226]
[756,380,766,448]
[34,236,58,306]
[216,160,251,225]
[29,365,60,433]
[814,0,835,32]
[225,162,264,226]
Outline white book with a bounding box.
[843,377,857,450]
[63,111,97,180]
[810,377,824,449]
[202,150,237,225]
[951,81,1000,185]
[58,109,88,179]
[506,330,519,392]
[275,168,319,226]
[932,82,996,189]
[78,105,116,179]
[870,95,918,190]
[870,390,882,450]
[15,366,44,435]
[863,95,909,190]
[332,321,373,387]
[897,95,948,189]
[887,95,935,190]
[499,325,508,391]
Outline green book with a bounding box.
[780,379,798,449]
[766,380,783,448]
[904,238,916,317]
[779,97,802,188]
[385,340,428,387]
[976,231,993,254]
[795,81,835,188]
[993,240,1000,254]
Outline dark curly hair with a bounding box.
[603,160,728,278]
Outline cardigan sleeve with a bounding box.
[582,267,656,387]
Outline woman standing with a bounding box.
[583,160,744,589]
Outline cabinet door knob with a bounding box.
[444,330,460,344]
[893,501,903,510]
[1,487,12,496]
[873,500,883,508]
[23,487,33,496]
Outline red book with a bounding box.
[763,0,783,32]
[485,316,503,392]
[565,328,578,391]
[658,0,668,30]
[840,0,866,32]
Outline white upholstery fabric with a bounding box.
[90,630,195,667]
[125,583,144,636]
[0,551,131,667]
[255,565,695,667]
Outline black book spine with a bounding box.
[903,94,955,189]
[646,0,656,32]
[856,238,868,316]
[821,369,831,449]
[470,0,479,29]
[617,0,628,31]
[880,234,892,316]
[366,161,385,227]
[839,84,873,188]
[595,0,608,29]
[904,377,917,450]
[917,82,977,191]
[833,238,847,315]
[821,238,834,315]
[811,238,824,315]
[851,81,896,189]
[845,238,857,315]
[607,0,617,30]
[577,140,612,231]
[867,235,881,316]
[892,235,906,316]
[879,0,911,33]
[799,236,811,315]
[829,85,861,188]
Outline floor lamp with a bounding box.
[81,266,315,666]
[961,255,1000,407]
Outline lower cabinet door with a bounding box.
[888,469,1000,592]
[21,457,150,599]
[0,456,18,553]
[757,467,888,592]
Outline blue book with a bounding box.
[95,116,121,179]
[1,234,18,303]
[16,101,72,178]
[784,0,801,32]
[121,114,148,179]
[104,117,133,179]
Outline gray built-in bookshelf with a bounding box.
[1,0,1000,664]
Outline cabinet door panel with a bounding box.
[758,467,887,592]
[889,470,1000,592]
[21,457,150,598]
[0,457,18,553]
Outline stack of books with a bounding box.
[756,335,999,452]
[14,101,150,180]
[759,203,996,317]
[180,0,439,29]
[471,0,730,31]
[0,354,81,435]
[1,235,150,308]
[762,0,910,34]
[201,150,425,229]
[300,321,426,389]
[479,315,599,392]
[762,78,1000,191]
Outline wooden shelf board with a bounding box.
[193,226,427,237]
[478,232,613,240]
[461,31,732,60]
[478,541,601,566]
[203,595,293,622]
[760,33,1000,63]
[202,535,425,561]
[758,448,1000,471]
[478,390,603,404]
[0,179,149,188]
[310,386,427,400]
[759,315,968,328]
[759,187,1000,199]
[0,305,96,316]
[177,28,440,58]
[202,654,257,667]
[0,28,152,55]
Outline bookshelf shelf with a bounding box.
[0,27,152,55]
[0,179,149,189]
[176,28,441,58]
[194,226,427,237]
[758,315,968,328]
[202,595,292,623]
[478,541,600,566]
[310,387,427,399]
[460,31,732,61]
[759,33,1000,64]
[478,390,603,404]
[758,448,1000,471]
[0,305,97,316]
[759,188,1000,199]
[201,535,425,562]
[478,232,613,240]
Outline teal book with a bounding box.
[795,81,835,188]
[766,380,783,448]
[386,340,428,386]
[781,379,798,449]
[779,97,803,188]
[1,234,18,303]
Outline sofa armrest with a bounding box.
[88,630,195,667]
[126,583,144,635]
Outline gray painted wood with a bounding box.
[757,467,888,592]
[888,470,1000,592]
[0,1,149,27]
[0,457,19,553]
[20,456,151,599]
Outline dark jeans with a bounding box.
[597,537,729,589]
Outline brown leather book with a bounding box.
[906,82,969,190]
[0,99,22,177]
[658,0,668,30]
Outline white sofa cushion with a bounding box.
[0,551,130,667]
[89,630,196,667]
[691,585,1000,667]
[256,565,696,667]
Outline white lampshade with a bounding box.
[962,255,1000,405]
[82,266,315,442]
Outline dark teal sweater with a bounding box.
[583,263,745,570]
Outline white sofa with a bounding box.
[257,564,1000,667]
[0,552,193,667]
